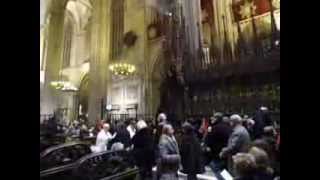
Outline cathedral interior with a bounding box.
[40,0,280,179]
[40,0,280,125]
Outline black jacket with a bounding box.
[252,110,272,139]
[180,133,203,174]
[132,128,155,168]
[109,129,131,149]
[253,170,274,180]
[205,121,232,160]
[235,171,273,180]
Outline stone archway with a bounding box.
[78,74,89,119]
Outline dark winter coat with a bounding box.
[109,128,131,149]
[205,121,232,160]
[252,110,272,139]
[253,170,274,180]
[132,128,155,168]
[235,170,274,180]
[180,132,203,175]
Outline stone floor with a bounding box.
[151,166,217,180]
[178,167,216,180]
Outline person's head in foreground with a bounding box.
[252,139,272,155]
[158,113,167,124]
[263,126,276,137]
[136,120,148,131]
[182,122,194,135]
[249,146,274,175]
[230,114,242,128]
[211,112,223,125]
[130,119,136,126]
[233,153,256,178]
[162,124,174,136]
[246,118,255,128]
[222,116,230,124]
[103,123,110,133]
[116,122,126,132]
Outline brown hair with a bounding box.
[249,147,274,174]
[233,153,256,177]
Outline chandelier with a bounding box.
[109,63,136,76]
[50,81,78,92]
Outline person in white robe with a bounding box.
[91,123,115,153]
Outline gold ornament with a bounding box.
[239,1,257,19]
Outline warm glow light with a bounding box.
[109,62,136,76]
[81,62,90,74]
[50,81,78,91]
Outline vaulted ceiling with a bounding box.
[40,0,92,32]
[65,0,92,33]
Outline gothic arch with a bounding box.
[45,0,92,31]
[78,73,89,116]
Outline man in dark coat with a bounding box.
[205,113,232,180]
[180,122,203,180]
[108,123,131,149]
[132,120,155,180]
[252,107,272,139]
[47,116,58,135]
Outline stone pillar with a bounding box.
[88,0,111,124]
[41,0,68,115]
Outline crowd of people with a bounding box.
[40,116,93,139]
[40,106,280,180]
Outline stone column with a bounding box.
[41,0,68,115]
[88,0,111,124]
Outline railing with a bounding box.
[40,145,139,180]
[107,114,155,123]
[40,142,91,171]
[40,142,92,180]
[73,150,138,180]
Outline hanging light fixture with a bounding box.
[50,71,78,92]
[50,81,66,90]
[50,81,78,92]
[109,62,136,76]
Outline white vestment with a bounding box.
[91,130,112,153]
[127,125,136,139]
